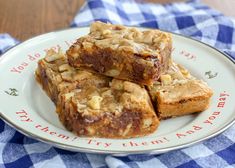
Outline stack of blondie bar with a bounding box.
[35,21,213,138]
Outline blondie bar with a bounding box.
[148,61,213,119]
[35,49,108,105]
[67,21,172,85]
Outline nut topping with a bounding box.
[45,53,64,62]
[59,64,72,72]
[87,96,103,110]
[160,74,172,85]
[87,21,172,55]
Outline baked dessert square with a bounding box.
[58,79,159,138]
[148,61,213,119]
[35,49,108,105]
[67,21,172,85]
[36,50,160,138]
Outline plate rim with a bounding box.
[0,27,235,155]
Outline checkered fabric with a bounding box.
[0,0,235,167]
[0,34,19,55]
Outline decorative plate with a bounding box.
[0,27,235,155]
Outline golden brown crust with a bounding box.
[35,49,109,105]
[67,21,172,85]
[57,79,159,138]
[148,61,213,119]
[36,50,159,138]
[155,80,213,118]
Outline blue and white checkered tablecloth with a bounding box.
[1,0,235,167]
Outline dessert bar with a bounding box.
[148,61,213,119]
[67,21,172,85]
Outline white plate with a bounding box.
[0,27,235,155]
